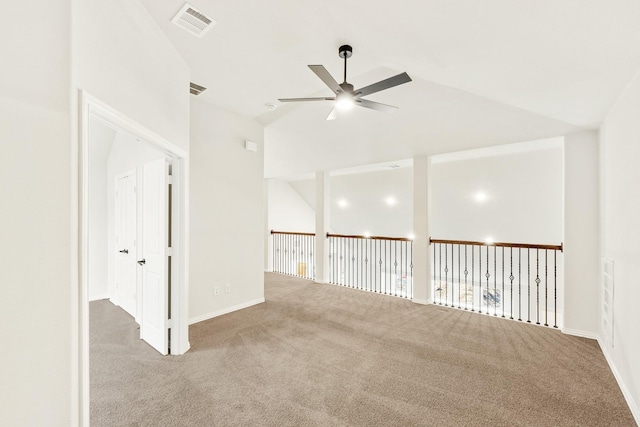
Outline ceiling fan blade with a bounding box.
[278,97,335,102]
[326,107,338,121]
[308,65,342,94]
[356,98,398,113]
[354,72,412,98]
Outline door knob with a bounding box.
[137,259,146,265]
[119,249,129,254]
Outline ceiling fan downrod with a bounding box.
[339,45,352,84]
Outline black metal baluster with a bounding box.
[272,233,275,272]
[464,245,469,310]
[388,240,392,295]
[544,249,548,327]
[302,236,306,278]
[367,239,371,292]
[554,250,558,328]
[343,237,347,286]
[384,240,388,295]
[361,238,364,290]
[471,245,475,312]
[353,238,357,289]
[433,242,437,303]
[279,234,282,273]
[394,241,398,297]
[518,248,522,322]
[332,237,336,283]
[374,239,378,293]
[284,234,288,275]
[308,235,311,279]
[485,246,490,315]
[444,243,448,306]
[479,246,483,314]
[439,243,443,304]
[494,245,497,316]
[536,249,540,325]
[410,240,414,299]
[509,247,514,320]
[458,244,461,309]
[527,249,531,323]
[400,240,404,297]
[501,247,505,318]
[450,244,454,307]
[289,234,292,276]
[346,238,350,287]
[355,238,359,289]
[339,237,343,285]
[364,239,369,292]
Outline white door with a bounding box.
[140,158,169,355]
[115,173,137,318]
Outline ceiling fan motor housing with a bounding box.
[339,82,354,93]
[339,44,353,59]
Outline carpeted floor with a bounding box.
[90,273,636,426]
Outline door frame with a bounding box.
[76,91,190,424]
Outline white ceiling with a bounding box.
[139,0,640,174]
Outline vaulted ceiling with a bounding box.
[140,0,640,176]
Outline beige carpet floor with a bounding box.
[90,273,636,426]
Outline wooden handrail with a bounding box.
[270,230,316,237]
[327,233,413,242]
[429,238,563,252]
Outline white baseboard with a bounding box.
[188,297,265,325]
[412,298,431,305]
[561,328,599,340]
[89,294,110,302]
[598,338,640,425]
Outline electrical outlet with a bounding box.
[225,284,231,294]
[214,286,220,296]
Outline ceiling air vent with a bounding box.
[190,82,207,96]
[171,3,216,37]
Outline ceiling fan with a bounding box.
[278,45,412,120]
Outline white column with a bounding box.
[413,156,432,304]
[563,131,600,336]
[315,171,330,283]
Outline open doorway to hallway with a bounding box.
[88,116,172,352]
[79,93,190,423]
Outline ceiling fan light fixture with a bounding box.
[336,92,354,111]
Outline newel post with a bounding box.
[315,171,331,283]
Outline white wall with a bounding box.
[0,1,72,425]
[563,131,600,336]
[88,121,116,300]
[267,179,315,233]
[72,0,190,152]
[288,167,414,238]
[189,98,265,323]
[600,70,640,421]
[430,141,563,244]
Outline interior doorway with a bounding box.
[79,92,189,423]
